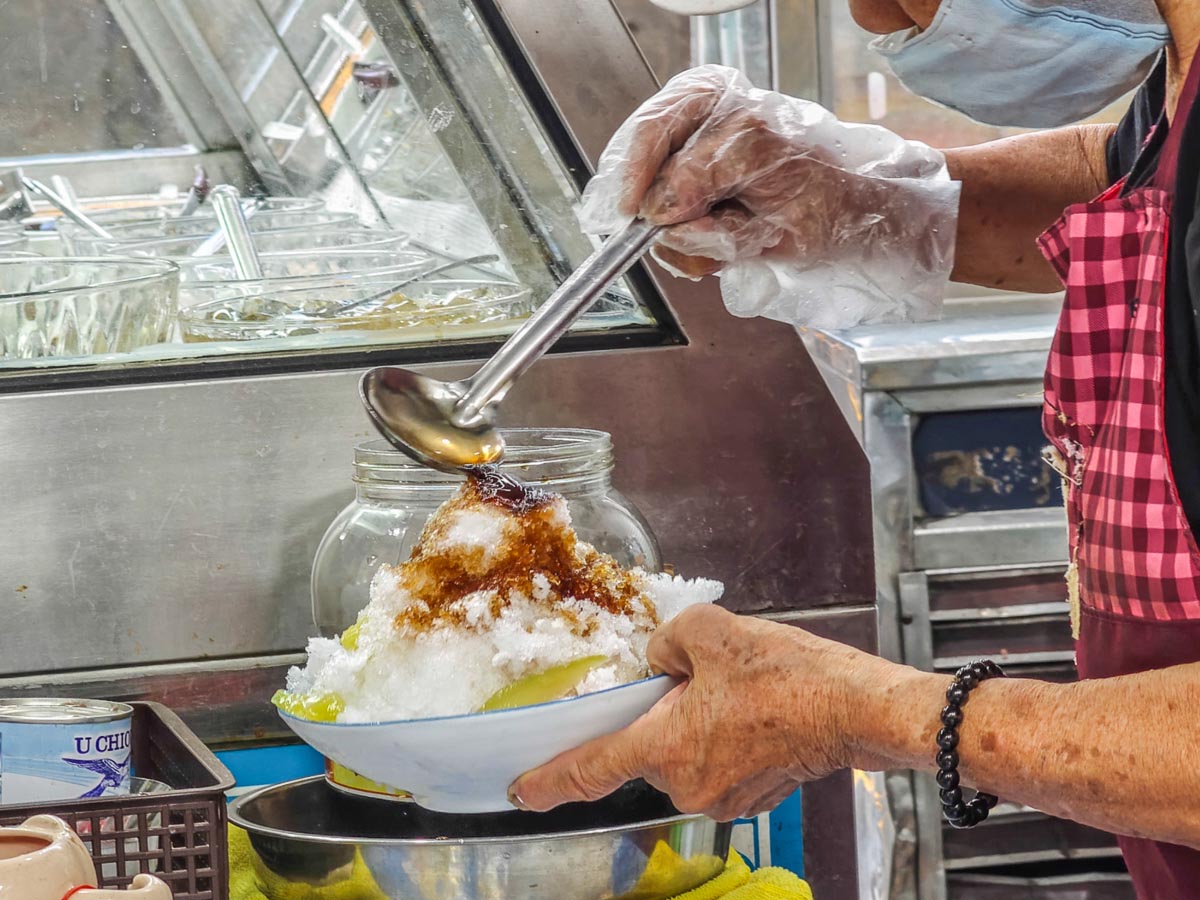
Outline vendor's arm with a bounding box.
[944,125,1114,292]
[858,640,1200,845]
[510,606,1200,849]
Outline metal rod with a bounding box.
[451,219,660,426]
[49,175,79,206]
[209,186,264,279]
[22,177,113,239]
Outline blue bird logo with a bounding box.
[61,756,130,798]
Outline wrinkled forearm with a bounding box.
[846,657,1200,847]
[945,124,1115,293]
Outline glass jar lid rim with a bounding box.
[354,427,613,471]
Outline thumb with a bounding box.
[509,717,650,813]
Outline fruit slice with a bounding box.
[326,759,411,799]
[340,611,368,650]
[479,655,608,712]
[272,689,345,722]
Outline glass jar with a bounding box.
[311,428,661,635]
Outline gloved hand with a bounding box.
[579,65,961,330]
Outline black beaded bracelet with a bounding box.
[936,659,1006,828]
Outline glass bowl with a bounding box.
[78,195,321,225]
[177,249,436,306]
[0,257,179,360]
[117,228,413,280]
[179,276,531,343]
[62,209,360,254]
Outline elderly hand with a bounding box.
[578,65,959,328]
[508,605,893,821]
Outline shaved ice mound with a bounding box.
[279,470,723,723]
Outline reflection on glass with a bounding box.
[0,0,185,156]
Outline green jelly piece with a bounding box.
[273,689,345,722]
[479,655,608,712]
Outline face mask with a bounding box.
[872,0,1169,128]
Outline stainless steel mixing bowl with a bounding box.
[229,776,730,900]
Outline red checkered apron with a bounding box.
[1037,60,1200,899]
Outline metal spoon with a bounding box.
[22,176,112,239]
[209,186,264,280]
[327,253,500,317]
[360,219,660,471]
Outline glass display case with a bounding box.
[0,0,670,375]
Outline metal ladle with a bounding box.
[360,219,660,471]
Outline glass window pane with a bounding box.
[0,0,186,157]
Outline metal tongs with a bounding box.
[360,219,660,471]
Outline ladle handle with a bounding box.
[210,186,264,280]
[453,219,661,425]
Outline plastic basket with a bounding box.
[0,702,235,900]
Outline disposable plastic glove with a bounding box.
[579,65,961,330]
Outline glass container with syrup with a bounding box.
[311,428,661,636]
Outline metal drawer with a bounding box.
[943,807,1122,870]
[900,566,1073,673]
[947,873,1134,900]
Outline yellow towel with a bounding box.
[229,825,388,900]
[630,844,813,900]
[229,826,812,900]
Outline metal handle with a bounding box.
[452,219,660,427]
[22,177,112,239]
[209,186,264,280]
[178,166,210,218]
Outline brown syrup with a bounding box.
[389,472,650,633]
[463,465,549,513]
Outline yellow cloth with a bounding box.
[633,846,813,900]
[229,826,812,900]
[229,825,388,900]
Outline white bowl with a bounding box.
[279,674,676,813]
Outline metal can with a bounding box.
[0,698,133,805]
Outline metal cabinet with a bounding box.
[804,296,1135,900]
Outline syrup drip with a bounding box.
[464,464,550,513]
